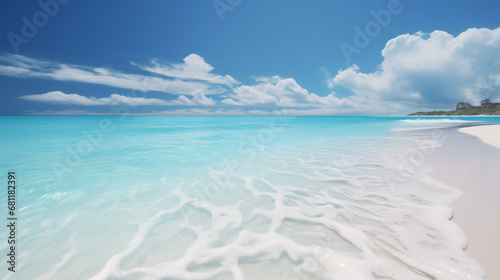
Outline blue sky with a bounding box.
[1,0,499,115]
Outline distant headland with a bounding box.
[408,99,500,116]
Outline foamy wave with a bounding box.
[400,119,479,124]
[87,138,484,280]
[393,118,481,132]
[7,117,487,280]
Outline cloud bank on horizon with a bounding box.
[2,27,500,115]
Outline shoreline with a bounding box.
[458,124,500,149]
[424,124,500,279]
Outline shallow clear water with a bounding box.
[1,116,499,280]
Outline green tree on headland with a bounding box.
[408,99,500,116]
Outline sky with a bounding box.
[0,0,499,115]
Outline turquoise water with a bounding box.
[1,116,499,280]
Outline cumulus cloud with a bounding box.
[24,109,100,116]
[20,91,170,105]
[141,108,268,116]
[20,90,217,107]
[136,54,238,85]
[190,89,216,105]
[223,76,355,108]
[6,28,500,115]
[331,27,500,111]
[167,90,216,106]
[25,108,274,116]
[22,107,375,116]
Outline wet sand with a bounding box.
[425,125,500,279]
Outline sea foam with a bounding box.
[0,116,489,280]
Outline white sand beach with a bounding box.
[458,124,500,149]
[425,124,500,279]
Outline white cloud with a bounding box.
[167,90,215,106]
[24,109,100,116]
[0,65,32,76]
[222,75,356,108]
[173,95,195,106]
[25,108,273,116]
[331,27,500,111]
[22,107,370,116]
[20,90,218,107]
[143,108,265,116]
[136,54,238,85]
[0,54,224,96]
[6,28,500,116]
[190,89,216,105]
[20,91,170,105]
